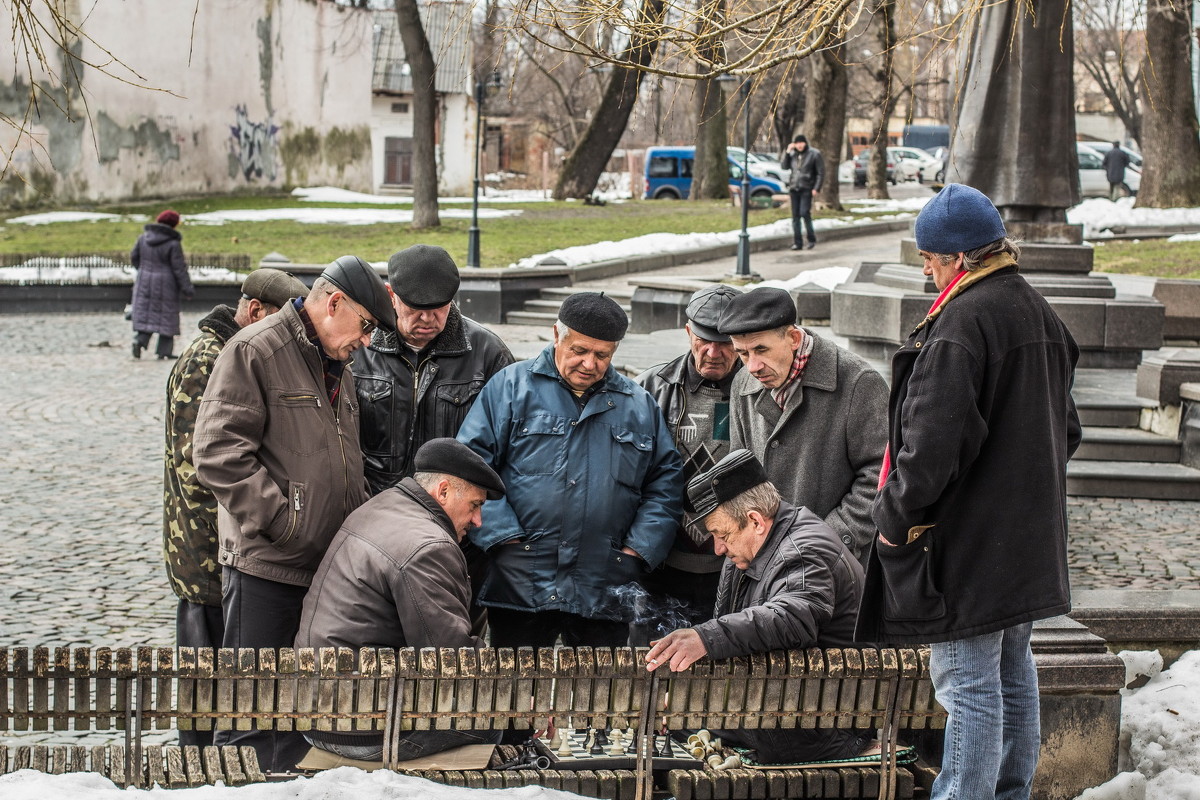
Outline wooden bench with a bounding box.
[0,645,944,798]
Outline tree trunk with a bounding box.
[553,0,665,199]
[395,0,440,228]
[771,68,805,154]
[866,0,897,200]
[806,43,848,211]
[1137,0,1200,206]
[693,79,731,199]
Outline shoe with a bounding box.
[132,342,142,359]
[158,354,178,361]
[805,241,816,250]
[790,244,802,251]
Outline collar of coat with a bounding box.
[369,304,469,357]
[741,500,799,581]
[912,252,1017,335]
[198,304,240,344]
[734,327,838,399]
[396,477,460,541]
[530,343,634,397]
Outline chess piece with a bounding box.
[609,729,625,756]
[549,728,563,752]
[656,730,675,758]
[558,728,574,757]
[626,728,639,755]
[589,728,605,755]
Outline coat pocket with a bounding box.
[876,529,946,623]
[609,427,653,489]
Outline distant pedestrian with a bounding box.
[1101,142,1132,200]
[130,209,194,360]
[780,135,825,250]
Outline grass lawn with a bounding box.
[1091,239,1200,280]
[0,195,812,269]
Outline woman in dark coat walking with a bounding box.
[130,209,194,359]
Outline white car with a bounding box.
[889,146,943,183]
[728,146,788,184]
[1077,142,1140,197]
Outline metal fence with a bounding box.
[0,253,253,284]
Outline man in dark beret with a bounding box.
[353,244,513,494]
[295,438,504,765]
[163,267,308,747]
[457,292,684,648]
[645,449,868,765]
[717,286,887,563]
[631,284,743,643]
[194,254,394,770]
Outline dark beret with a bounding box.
[240,268,308,308]
[387,245,461,309]
[320,255,397,333]
[559,292,628,342]
[686,284,742,342]
[414,438,505,500]
[685,449,771,519]
[716,287,797,336]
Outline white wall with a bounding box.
[369,91,474,196]
[0,0,374,206]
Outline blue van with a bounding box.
[643,146,785,200]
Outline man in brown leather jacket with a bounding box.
[295,438,506,763]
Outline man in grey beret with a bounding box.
[718,286,887,562]
[458,292,684,648]
[295,438,505,765]
[163,267,308,747]
[194,255,394,770]
[645,449,868,766]
[631,284,743,643]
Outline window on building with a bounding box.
[384,137,413,186]
[391,102,409,114]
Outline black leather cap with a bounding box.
[717,287,797,336]
[559,292,629,342]
[686,284,742,342]
[320,255,397,332]
[387,245,461,309]
[414,438,505,500]
[685,449,771,519]
[241,268,308,308]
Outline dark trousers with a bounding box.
[1108,181,1132,200]
[176,599,225,748]
[134,330,174,358]
[717,727,870,765]
[487,607,630,649]
[216,566,310,772]
[789,188,816,245]
[628,565,720,647]
[307,728,503,762]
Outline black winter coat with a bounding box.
[353,306,514,494]
[131,223,193,335]
[856,267,1081,644]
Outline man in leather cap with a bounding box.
[194,255,395,771]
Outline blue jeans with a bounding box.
[929,622,1040,800]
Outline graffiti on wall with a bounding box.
[229,105,279,181]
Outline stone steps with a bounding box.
[1067,459,1200,500]
[506,287,634,326]
[1075,426,1181,462]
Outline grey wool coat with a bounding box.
[130,222,193,335]
[730,329,888,561]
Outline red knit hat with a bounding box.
[156,209,180,227]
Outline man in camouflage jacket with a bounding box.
[162,269,306,746]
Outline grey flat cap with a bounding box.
[686,284,742,342]
[241,268,309,308]
[388,245,461,309]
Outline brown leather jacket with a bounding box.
[295,478,483,651]
[194,301,368,587]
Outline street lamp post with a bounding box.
[467,71,501,268]
[735,78,753,277]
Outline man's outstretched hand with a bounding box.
[645,629,707,672]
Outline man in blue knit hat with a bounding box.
[856,184,1082,800]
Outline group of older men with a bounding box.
[162,184,1080,800]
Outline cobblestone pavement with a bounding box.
[1,308,1198,746]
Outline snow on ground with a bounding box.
[1070,197,1200,239]
[752,266,853,292]
[1,649,1196,799]
[4,211,135,225]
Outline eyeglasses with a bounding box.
[344,297,377,336]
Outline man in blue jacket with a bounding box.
[458,292,684,647]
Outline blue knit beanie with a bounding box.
[914,183,1007,254]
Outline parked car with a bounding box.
[1077,142,1141,197]
[852,147,898,187]
[727,146,788,183]
[888,146,943,183]
[1081,140,1143,169]
[644,146,785,199]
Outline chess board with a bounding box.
[532,729,702,771]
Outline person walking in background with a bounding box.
[162,267,308,748]
[130,209,194,360]
[780,135,825,251]
[1101,142,1132,200]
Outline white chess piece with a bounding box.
[558,729,574,757]
[608,729,624,756]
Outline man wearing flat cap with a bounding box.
[645,449,868,765]
[856,184,1081,799]
[163,267,308,747]
[295,438,505,764]
[632,284,743,643]
[195,254,396,770]
[458,292,684,648]
[354,244,513,495]
[719,286,887,562]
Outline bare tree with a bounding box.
[806,44,848,211]
[394,0,440,228]
[1074,0,1144,145]
[1137,0,1200,206]
[865,0,897,199]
